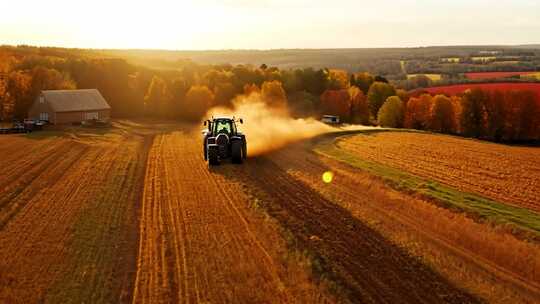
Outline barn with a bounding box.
[28,89,111,124]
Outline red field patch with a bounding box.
[465,72,536,80]
[417,83,540,101]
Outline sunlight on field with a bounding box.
[407,74,442,81]
[521,72,540,80]
[322,171,334,183]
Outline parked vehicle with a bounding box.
[321,115,340,124]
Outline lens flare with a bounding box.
[322,171,334,183]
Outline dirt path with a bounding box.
[133,130,330,303]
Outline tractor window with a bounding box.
[214,120,232,134]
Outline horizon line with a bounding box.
[2,43,540,53]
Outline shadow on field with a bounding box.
[211,155,484,304]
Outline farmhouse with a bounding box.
[29,89,111,124]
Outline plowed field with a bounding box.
[1,122,539,303]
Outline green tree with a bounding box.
[377,96,404,128]
[367,82,396,119]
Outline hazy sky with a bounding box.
[2,0,539,50]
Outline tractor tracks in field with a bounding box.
[224,155,482,304]
[266,142,540,303]
[0,133,150,303]
[133,131,330,304]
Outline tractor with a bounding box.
[203,117,247,166]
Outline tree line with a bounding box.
[0,46,538,142]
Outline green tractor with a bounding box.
[203,117,247,166]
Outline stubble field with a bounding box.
[0,122,539,303]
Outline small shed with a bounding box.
[28,89,111,124]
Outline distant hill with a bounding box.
[96,45,540,75]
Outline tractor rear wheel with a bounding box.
[208,146,219,166]
[231,141,243,164]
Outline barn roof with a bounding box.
[42,89,111,112]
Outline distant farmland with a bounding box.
[418,82,540,100]
[465,71,537,80]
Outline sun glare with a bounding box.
[322,171,334,183]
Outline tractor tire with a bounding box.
[231,140,243,164]
[208,147,219,166]
[203,140,208,161]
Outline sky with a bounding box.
[1,0,540,50]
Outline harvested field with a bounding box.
[337,132,540,212]
[0,128,148,303]
[1,122,539,303]
[133,131,330,303]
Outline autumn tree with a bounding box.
[404,94,432,129]
[396,89,409,104]
[429,95,455,133]
[261,80,287,107]
[183,85,214,122]
[144,75,170,117]
[169,77,190,118]
[327,69,349,90]
[377,96,404,128]
[460,88,486,138]
[348,86,370,124]
[214,82,237,108]
[243,83,260,96]
[503,90,539,141]
[367,81,396,119]
[484,90,506,141]
[354,72,374,94]
[4,71,31,120]
[320,90,350,120]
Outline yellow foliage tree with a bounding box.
[377,96,404,127]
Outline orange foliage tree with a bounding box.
[429,95,455,133]
[183,85,214,122]
[261,80,287,107]
[503,90,539,141]
[144,76,170,117]
[460,88,487,138]
[348,86,370,124]
[320,89,351,121]
[404,94,432,129]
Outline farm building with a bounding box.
[29,89,111,124]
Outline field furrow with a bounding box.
[133,130,331,304]
[337,132,540,212]
[0,132,146,303]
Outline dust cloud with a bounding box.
[205,93,336,156]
